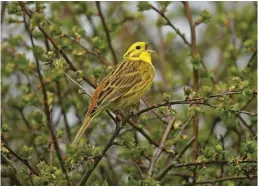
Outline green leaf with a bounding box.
[200,9,212,23]
[7,2,22,15]
[92,37,106,49]
[19,146,33,160]
[137,2,151,12]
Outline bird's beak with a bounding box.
[145,42,156,54]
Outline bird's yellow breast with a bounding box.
[110,60,154,110]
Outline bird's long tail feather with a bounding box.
[72,115,94,144]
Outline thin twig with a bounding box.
[64,73,90,96]
[238,115,256,136]
[156,159,257,181]
[2,143,39,176]
[96,2,118,65]
[56,81,72,141]
[77,122,122,185]
[202,102,257,116]
[137,91,257,117]
[180,175,257,186]
[175,136,195,161]
[183,1,199,163]
[147,117,176,177]
[151,5,191,47]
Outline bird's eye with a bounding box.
[136,46,141,50]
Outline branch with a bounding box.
[56,81,72,141]
[183,1,199,163]
[21,9,71,185]
[128,120,169,152]
[77,122,122,186]
[155,136,195,180]
[238,115,256,136]
[136,90,257,117]
[175,136,195,161]
[156,159,257,181]
[151,5,191,47]
[2,143,39,176]
[202,102,257,116]
[64,73,90,96]
[180,175,257,186]
[147,117,176,177]
[96,2,118,64]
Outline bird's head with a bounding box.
[123,42,154,63]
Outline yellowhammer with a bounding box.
[72,41,155,144]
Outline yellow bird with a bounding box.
[72,42,155,144]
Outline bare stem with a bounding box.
[147,117,176,177]
[183,1,199,163]
[77,122,122,185]
[56,81,72,141]
[96,2,118,64]
[156,159,257,180]
[2,143,39,176]
[151,4,191,47]
[180,175,257,186]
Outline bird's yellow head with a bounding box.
[123,42,153,63]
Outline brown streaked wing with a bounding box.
[90,60,142,112]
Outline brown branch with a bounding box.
[151,5,191,47]
[56,81,72,141]
[128,120,160,148]
[96,1,118,65]
[201,102,257,116]
[155,136,195,180]
[136,90,257,117]
[20,8,71,185]
[2,143,39,176]
[156,159,257,181]
[17,108,41,160]
[64,73,90,96]
[180,175,257,186]
[238,115,256,136]
[183,1,199,162]
[175,136,195,161]
[1,1,7,25]
[147,117,176,177]
[77,121,122,186]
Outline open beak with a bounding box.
[145,42,156,54]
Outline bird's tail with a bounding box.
[72,114,95,145]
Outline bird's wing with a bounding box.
[87,60,142,115]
